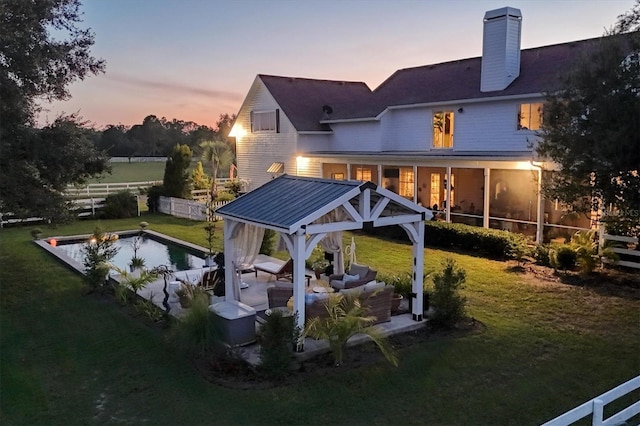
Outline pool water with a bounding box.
[57,235,206,272]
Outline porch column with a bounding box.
[445,166,452,223]
[483,168,490,228]
[536,167,544,243]
[291,230,307,352]
[377,164,383,186]
[413,165,418,204]
[346,163,351,180]
[223,220,237,300]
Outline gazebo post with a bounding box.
[412,219,426,321]
[223,220,237,301]
[292,230,307,352]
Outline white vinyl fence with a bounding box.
[541,375,640,426]
[158,196,229,221]
[65,181,161,198]
[599,228,640,270]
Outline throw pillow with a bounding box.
[343,273,360,282]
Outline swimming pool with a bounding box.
[49,230,207,273]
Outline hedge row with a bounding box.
[362,221,530,260]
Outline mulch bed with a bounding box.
[192,317,485,390]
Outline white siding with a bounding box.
[326,122,381,151]
[297,133,332,153]
[234,77,298,190]
[380,109,430,151]
[455,99,540,151]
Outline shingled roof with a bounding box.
[259,35,624,128]
[258,75,372,132]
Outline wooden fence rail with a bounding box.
[541,375,640,426]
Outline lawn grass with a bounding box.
[1,215,638,425]
[90,162,167,184]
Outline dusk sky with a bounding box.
[37,0,635,129]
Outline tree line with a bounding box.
[92,113,236,159]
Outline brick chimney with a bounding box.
[481,7,522,92]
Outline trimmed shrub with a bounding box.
[534,243,552,267]
[144,184,164,213]
[102,190,137,219]
[424,221,531,259]
[550,244,577,271]
[214,191,235,202]
[363,222,531,259]
[429,258,467,328]
[258,311,299,379]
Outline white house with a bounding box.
[230,6,608,242]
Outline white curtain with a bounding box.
[314,210,346,275]
[230,223,265,301]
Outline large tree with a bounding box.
[536,2,640,235]
[0,0,109,223]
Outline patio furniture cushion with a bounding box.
[329,264,377,290]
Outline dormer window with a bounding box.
[517,103,543,130]
[251,109,279,132]
[432,111,454,148]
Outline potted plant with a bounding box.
[312,259,330,280]
[30,228,43,240]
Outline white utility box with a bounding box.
[210,300,256,346]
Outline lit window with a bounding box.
[433,111,454,148]
[430,174,440,208]
[251,110,279,132]
[399,168,414,198]
[356,168,371,181]
[517,103,543,130]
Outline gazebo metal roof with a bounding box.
[216,174,431,234]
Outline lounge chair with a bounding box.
[200,269,224,296]
[254,258,293,281]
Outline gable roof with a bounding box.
[257,35,631,127]
[258,75,372,132]
[216,174,430,234]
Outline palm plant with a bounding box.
[570,229,618,276]
[304,293,398,367]
[199,140,234,195]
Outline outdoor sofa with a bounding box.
[266,281,394,325]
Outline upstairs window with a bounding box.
[517,103,543,130]
[251,110,279,132]
[433,111,454,148]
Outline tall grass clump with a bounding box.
[170,291,223,357]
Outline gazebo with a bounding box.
[216,175,432,351]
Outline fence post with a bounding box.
[591,398,604,426]
[91,198,96,216]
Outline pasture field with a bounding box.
[1,215,638,425]
[90,161,166,184]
